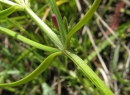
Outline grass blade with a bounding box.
[113,45,130,84]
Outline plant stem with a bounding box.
[0,0,17,6]
[24,7,64,50]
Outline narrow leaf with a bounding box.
[0,6,16,19]
[113,45,130,84]
[0,52,61,87]
[50,0,67,44]
[0,26,59,52]
[65,51,114,95]
[0,4,23,19]
[65,0,101,48]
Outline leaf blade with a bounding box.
[65,0,101,48]
[0,52,61,87]
[0,26,59,52]
[65,51,114,95]
[50,0,67,44]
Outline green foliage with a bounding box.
[1,0,130,95]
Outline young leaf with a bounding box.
[50,0,67,44]
[63,16,69,33]
[0,52,61,87]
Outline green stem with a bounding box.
[24,7,63,50]
[0,0,17,6]
[65,0,101,49]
